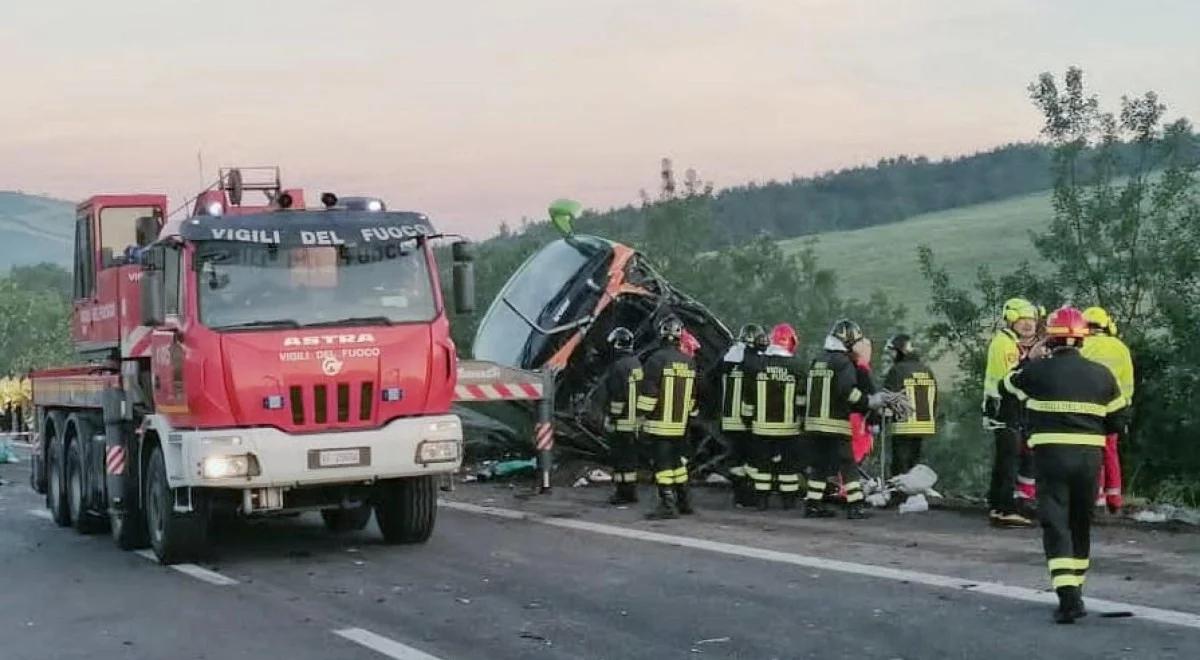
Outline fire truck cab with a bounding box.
[30,168,474,563]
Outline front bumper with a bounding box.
[170,414,462,489]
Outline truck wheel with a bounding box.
[321,504,373,533]
[46,430,71,527]
[374,476,437,544]
[67,438,104,534]
[145,446,208,564]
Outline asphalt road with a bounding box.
[2,458,1199,660]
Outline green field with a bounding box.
[778,189,1054,330]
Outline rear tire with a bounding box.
[67,438,104,534]
[46,429,70,527]
[375,476,437,544]
[145,446,208,564]
[321,504,373,533]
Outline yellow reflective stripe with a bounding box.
[848,387,863,404]
[756,379,767,427]
[741,404,755,417]
[892,421,936,435]
[1026,400,1107,416]
[654,469,675,485]
[636,396,657,411]
[642,421,687,436]
[846,491,864,503]
[1048,558,1080,572]
[662,374,675,423]
[804,418,852,434]
[1051,574,1083,589]
[614,421,639,432]
[1028,432,1106,447]
[751,422,801,436]
[609,402,625,414]
[1105,396,1126,413]
[1003,372,1028,401]
[721,419,749,431]
[779,484,801,493]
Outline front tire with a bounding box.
[145,446,208,564]
[46,430,70,527]
[321,504,373,533]
[375,476,437,544]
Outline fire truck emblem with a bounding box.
[321,355,344,376]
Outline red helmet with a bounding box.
[680,329,701,358]
[1045,306,1088,342]
[770,323,798,354]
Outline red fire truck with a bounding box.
[29,168,474,563]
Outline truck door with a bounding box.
[150,243,188,414]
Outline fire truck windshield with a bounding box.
[195,241,437,330]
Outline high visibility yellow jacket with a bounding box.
[636,345,697,438]
[1080,334,1134,402]
[982,328,1026,422]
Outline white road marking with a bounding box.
[134,549,239,586]
[27,509,52,521]
[442,500,1200,631]
[334,628,444,660]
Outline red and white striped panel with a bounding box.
[106,446,126,476]
[454,382,544,402]
[122,325,154,358]
[534,422,554,451]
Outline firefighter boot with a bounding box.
[803,500,835,519]
[1053,586,1082,624]
[756,491,770,512]
[846,501,871,520]
[780,493,798,511]
[645,487,679,520]
[675,485,695,516]
[609,483,638,506]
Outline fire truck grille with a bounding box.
[288,382,375,426]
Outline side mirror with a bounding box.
[451,241,475,315]
[548,198,583,238]
[140,247,165,326]
[135,215,160,247]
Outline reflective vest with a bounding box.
[1080,334,1134,401]
[606,354,643,433]
[1001,348,1128,448]
[804,350,869,436]
[744,346,806,437]
[884,356,937,436]
[636,345,697,438]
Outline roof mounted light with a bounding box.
[277,192,294,209]
[340,196,386,212]
[366,199,384,212]
[205,201,224,217]
[320,192,338,209]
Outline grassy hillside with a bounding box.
[0,192,74,270]
[778,189,1053,330]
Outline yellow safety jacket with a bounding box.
[636,345,697,438]
[884,356,937,436]
[1080,334,1134,402]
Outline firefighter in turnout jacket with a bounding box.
[882,334,938,477]
[804,320,895,520]
[1000,306,1128,623]
[720,324,766,507]
[637,316,699,520]
[742,323,806,510]
[604,327,643,505]
[983,297,1039,527]
[1080,306,1133,512]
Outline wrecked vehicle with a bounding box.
[469,200,734,476]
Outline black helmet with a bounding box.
[658,315,684,344]
[607,327,634,352]
[885,334,914,356]
[737,323,765,345]
[828,319,864,349]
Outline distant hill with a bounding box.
[0,191,74,271]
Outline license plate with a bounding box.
[308,447,371,469]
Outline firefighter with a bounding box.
[803,319,893,520]
[1080,306,1133,513]
[983,297,1039,527]
[637,316,699,519]
[720,324,766,507]
[882,334,938,477]
[742,323,806,510]
[1000,306,1128,623]
[604,327,643,505]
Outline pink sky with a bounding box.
[1,0,1197,237]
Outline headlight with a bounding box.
[201,454,260,479]
[415,440,460,464]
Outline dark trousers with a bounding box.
[647,435,688,486]
[1035,445,1102,591]
[805,433,861,503]
[749,434,803,494]
[725,429,751,479]
[989,428,1021,513]
[609,430,639,484]
[891,436,924,476]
